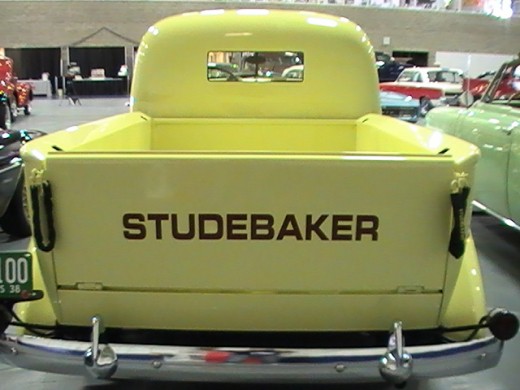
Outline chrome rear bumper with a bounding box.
[0,325,503,384]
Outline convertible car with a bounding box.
[462,70,516,100]
[426,55,520,228]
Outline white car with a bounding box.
[396,67,463,92]
[380,67,465,115]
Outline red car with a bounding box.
[0,56,33,129]
[463,68,516,100]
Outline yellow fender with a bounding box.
[438,233,487,340]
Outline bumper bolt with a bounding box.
[335,363,346,373]
[152,360,162,369]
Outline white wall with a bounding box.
[435,51,516,77]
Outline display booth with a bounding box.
[68,47,128,96]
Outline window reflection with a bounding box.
[207,51,304,82]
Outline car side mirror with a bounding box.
[457,91,474,107]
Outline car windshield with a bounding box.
[426,70,462,83]
[427,70,462,84]
[396,71,417,82]
[485,63,520,104]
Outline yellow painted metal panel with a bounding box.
[58,290,442,331]
[150,118,358,152]
[21,112,151,155]
[438,234,487,340]
[45,153,453,295]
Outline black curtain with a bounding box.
[69,47,125,78]
[4,48,61,80]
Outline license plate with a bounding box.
[0,252,33,299]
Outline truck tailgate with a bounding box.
[45,152,453,295]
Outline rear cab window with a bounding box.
[207,51,304,82]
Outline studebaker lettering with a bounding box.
[122,213,380,241]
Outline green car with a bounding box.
[426,55,520,228]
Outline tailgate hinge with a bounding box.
[396,285,425,294]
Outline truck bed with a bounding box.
[60,112,443,154]
[22,112,479,331]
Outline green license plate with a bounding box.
[0,252,33,299]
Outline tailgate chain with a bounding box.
[448,173,470,259]
[30,180,56,252]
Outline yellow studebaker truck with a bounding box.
[0,9,517,387]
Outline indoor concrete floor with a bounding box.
[0,97,519,389]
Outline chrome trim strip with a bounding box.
[473,201,520,231]
[0,333,502,382]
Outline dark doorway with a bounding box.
[69,47,125,79]
[392,51,429,67]
[4,48,61,80]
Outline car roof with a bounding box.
[405,67,463,73]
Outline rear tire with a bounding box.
[0,175,31,238]
[0,103,11,129]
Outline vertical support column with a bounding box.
[60,46,69,77]
[124,45,136,95]
[59,46,70,96]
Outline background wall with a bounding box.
[435,52,517,76]
[0,1,518,60]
